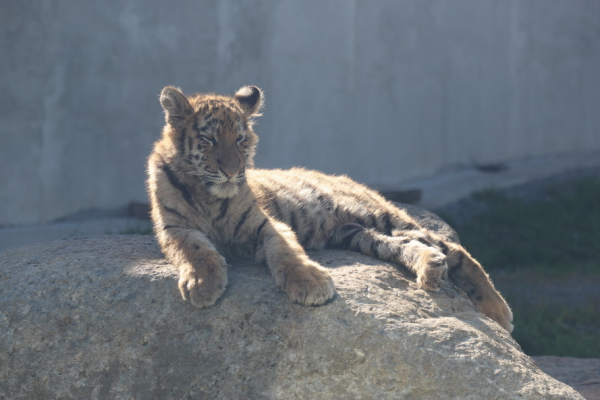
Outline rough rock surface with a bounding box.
[0,206,584,399]
[533,356,600,400]
[398,202,461,244]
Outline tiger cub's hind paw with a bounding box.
[416,249,449,292]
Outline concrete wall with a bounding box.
[2,0,600,226]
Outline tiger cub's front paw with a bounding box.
[279,261,335,306]
[178,264,228,308]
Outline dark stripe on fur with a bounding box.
[253,218,269,253]
[382,212,393,235]
[370,239,380,258]
[192,119,201,136]
[300,226,315,248]
[187,136,193,155]
[438,241,449,254]
[340,227,363,249]
[161,164,195,209]
[234,207,252,238]
[391,237,411,259]
[163,225,182,230]
[275,184,307,212]
[289,210,299,233]
[449,251,464,272]
[354,216,366,226]
[162,204,186,220]
[417,237,435,248]
[216,198,230,220]
[340,222,363,233]
[317,194,334,211]
[403,222,417,230]
[255,218,268,239]
[320,219,327,232]
[179,128,187,155]
[367,214,377,228]
[270,198,284,221]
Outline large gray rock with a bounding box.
[0,234,583,399]
[533,356,600,400]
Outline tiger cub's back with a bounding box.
[247,167,416,250]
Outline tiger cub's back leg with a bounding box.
[444,242,513,332]
[392,228,513,332]
[330,222,513,332]
[328,222,449,291]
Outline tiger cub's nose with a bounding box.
[221,168,237,178]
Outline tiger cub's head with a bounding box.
[159,85,263,198]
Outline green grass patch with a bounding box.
[440,176,600,357]
[119,225,154,235]
[442,177,600,275]
[509,296,600,358]
[103,221,154,235]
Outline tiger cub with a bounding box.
[147,85,513,332]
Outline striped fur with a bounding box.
[147,86,513,333]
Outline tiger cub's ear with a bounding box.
[160,86,192,126]
[234,86,263,117]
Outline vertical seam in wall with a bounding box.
[348,0,356,93]
[39,4,65,224]
[507,0,519,158]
